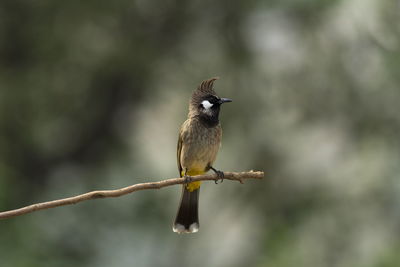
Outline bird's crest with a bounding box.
[196,77,219,95]
[190,77,218,104]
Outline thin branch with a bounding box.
[0,171,264,220]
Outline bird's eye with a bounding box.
[201,100,213,109]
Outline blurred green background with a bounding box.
[1,0,400,266]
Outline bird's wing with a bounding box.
[177,126,184,177]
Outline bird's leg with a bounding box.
[210,166,224,184]
[183,169,192,184]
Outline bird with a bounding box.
[173,77,232,233]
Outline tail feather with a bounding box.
[173,186,200,233]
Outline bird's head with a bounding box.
[189,77,232,125]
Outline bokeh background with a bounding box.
[1,0,399,266]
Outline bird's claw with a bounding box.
[213,170,224,184]
[183,175,192,184]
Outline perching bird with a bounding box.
[173,77,232,233]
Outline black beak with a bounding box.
[219,98,232,104]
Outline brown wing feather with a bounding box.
[177,127,184,177]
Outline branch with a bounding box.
[0,171,264,220]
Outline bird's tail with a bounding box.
[173,186,200,233]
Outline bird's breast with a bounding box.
[180,122,222,173]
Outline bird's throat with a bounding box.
[198,113,219,128]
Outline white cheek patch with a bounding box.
[201,100,213,109]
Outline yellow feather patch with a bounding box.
[186,181,201,192]
[181,169,205,192]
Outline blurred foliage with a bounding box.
[1,0,400,266]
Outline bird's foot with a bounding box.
[183,175,192,184]
[210,167,224,184]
